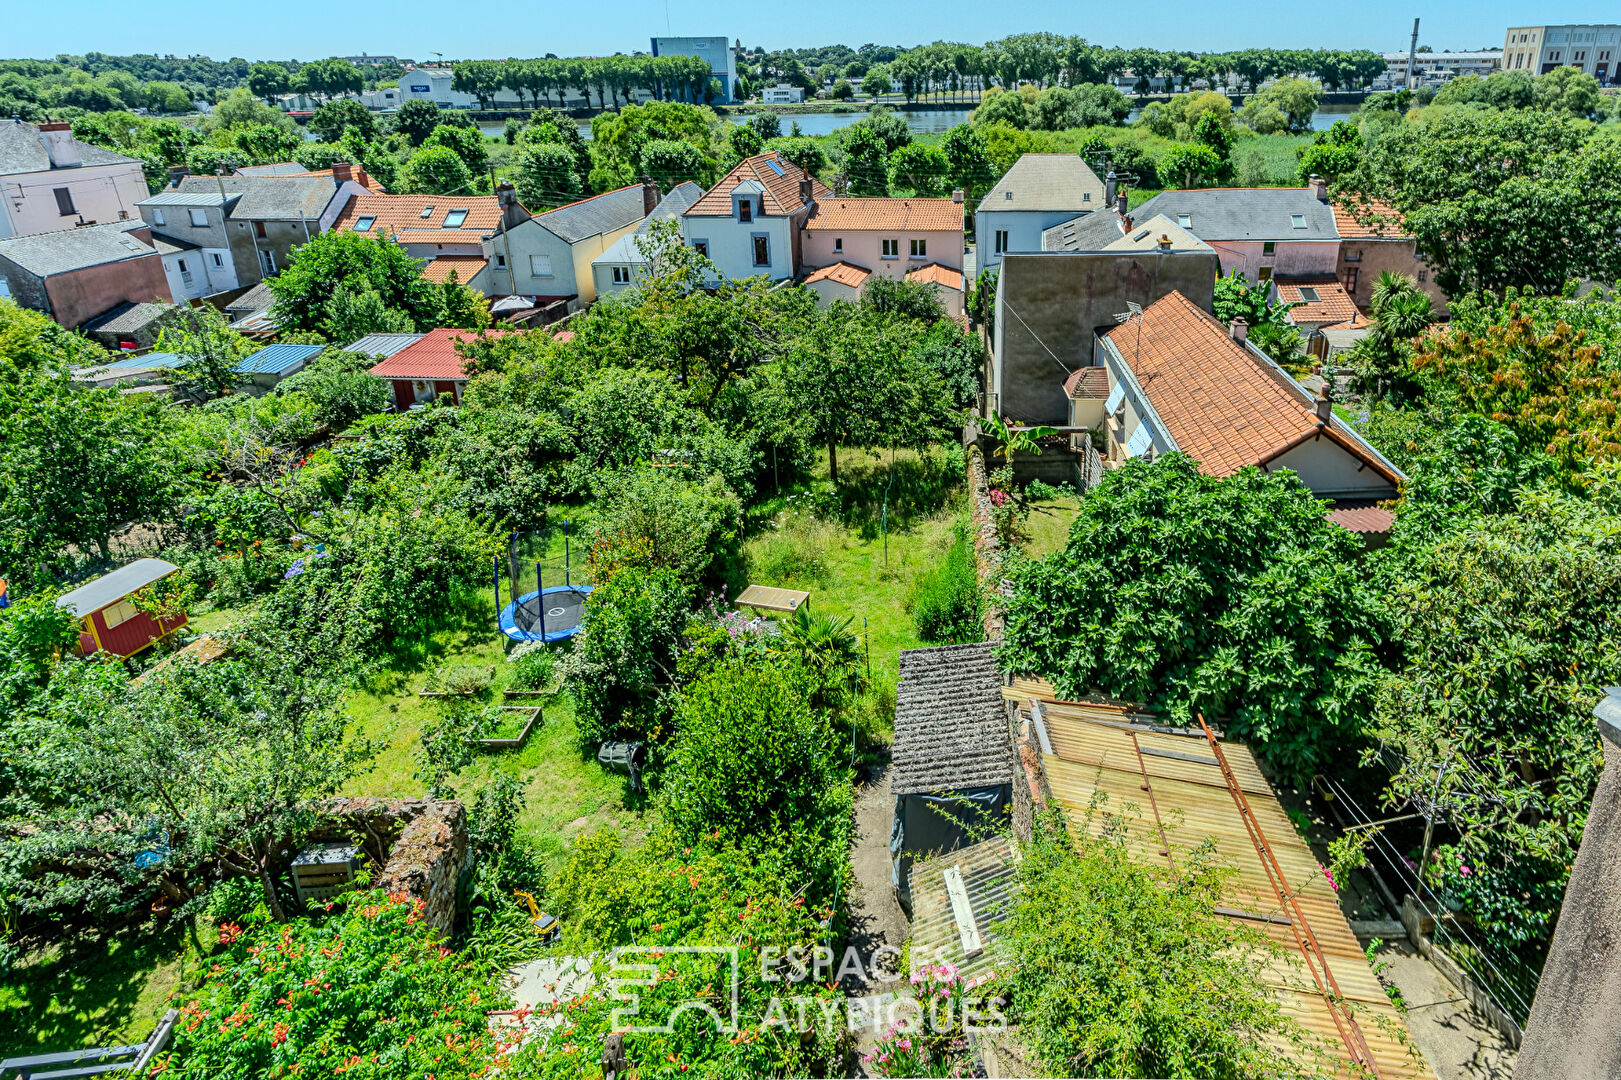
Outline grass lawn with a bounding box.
[0,915,213,1057]
[1022,493,1083,560]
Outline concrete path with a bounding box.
[1372,939,1518,1080]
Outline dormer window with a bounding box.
[738,199,753,223]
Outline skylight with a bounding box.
[1299,286,1320,302]
[764,159,786,176]
[352,216,375,231]
[443,209,468,228]
[1291,214,1307,229]
[420,205,435,218]
[1177,214,1191,227]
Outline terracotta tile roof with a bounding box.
[684,152,830,217]
[1331,199,1408,239]
[333,192,503,245]
[1275,275,1364,328]
[905,262,964,290]
[803,261,872,288]
[420,255,488,284]
[368,328,514,381]
[1101,291,1399,483]
[1326,503,1396,535]
[804,197,963,232]
[1063,366,1109,399]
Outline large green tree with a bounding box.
[996,455,1386,779]
[266,230,442,335]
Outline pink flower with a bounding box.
[1459,864,1472,876]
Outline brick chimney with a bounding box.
[354,164,371,189]
[495,179,529,229]
[38,121,80,168]
[167,166,187,188]
[1105,169,1117,208]
[798,167,814,208]
[1309,174,1328,202]
[330,160,353,188]
[641,175,661,217]
[1229,316,1248,342]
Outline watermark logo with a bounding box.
[607,945,741,1035]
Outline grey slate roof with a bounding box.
[224,281,274,316]
[151,234,199,254]
[1132,187,1339,242]
[0,220,156,277]
[175,175,339,221]
[0,120,140,176]
[56,558,179,616]
[977,153,1106,215]
[892,642,1013,796]
[342,332,424,358]
[1042,209,1127,252]
[80,301,172,334]
[235,162,309,177]
[532,184,647,244]
[591,182,708,269]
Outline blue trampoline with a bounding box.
[499,584,592,642]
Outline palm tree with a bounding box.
[777,607,864,705]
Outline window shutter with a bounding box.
[1103,383,1126,415]
[1126,425,1154,458]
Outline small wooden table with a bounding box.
[733,585,811,614]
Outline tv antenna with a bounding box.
[1114,301,1144,357]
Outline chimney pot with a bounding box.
[797,166,814,208]
[951,187,964,204]
[1105,169,1118,208]
[1310,174,1328,202]
[1157,233,1171,251]
[1116,191,1128,218]
[1229,316,1248,342]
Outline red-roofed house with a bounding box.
[1331,198,1448,316]
[369,328,513,410]
[1273,274,1370,360]
[1094,290,1403,504]
[682,152,831,282]
[800,196,964,294]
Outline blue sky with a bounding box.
[8,1,1615,61]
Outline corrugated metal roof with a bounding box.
[56,559,179,616]
[893,642,1013,796]
[138,191,238,207]
[1008,681,1433,1080]
[93,351,185,371]
[342,332,424,359]
[908,835,1017,981]
[235,343,323,376]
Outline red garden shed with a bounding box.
[55,558,187,658]
[367,328,512,411]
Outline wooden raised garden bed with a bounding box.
[478,705,541,750]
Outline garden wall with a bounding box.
[964,442,1009,642]
[310,797,468,934]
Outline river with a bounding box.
[473,103,1359,143]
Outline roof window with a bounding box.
[352,216,376,231]
[420,205,435,218]
[1291,214,1307,229]
[1299,287,1320,302]
[443,209,468,228]
[1133,229,1150,242]
[1177,214,1191,227]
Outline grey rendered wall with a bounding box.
[993,250,1219,425]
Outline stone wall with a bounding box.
[965,441,1010,641]
[309,796,468,935]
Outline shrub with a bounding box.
[561,564,692,746]
[429,663,494,696]
[158,890,503,1079]
[911,526,982,644]
[203,876,263,921]
[586,469,744,591]
[505,641,555,690]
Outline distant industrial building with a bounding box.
[1376,50,1501,89]
[1503,24,1621,82]
[650,36,740,103]
[344,54,413,66]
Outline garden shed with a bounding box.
[889,642,1014,913]
[55,557,186,658]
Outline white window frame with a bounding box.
[530,254,554,277]
[882,238,899,259]
[612,266,631,284]
[832,237,843,253]
[909,238,927,259]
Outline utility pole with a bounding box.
[1407,18,1421,90]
